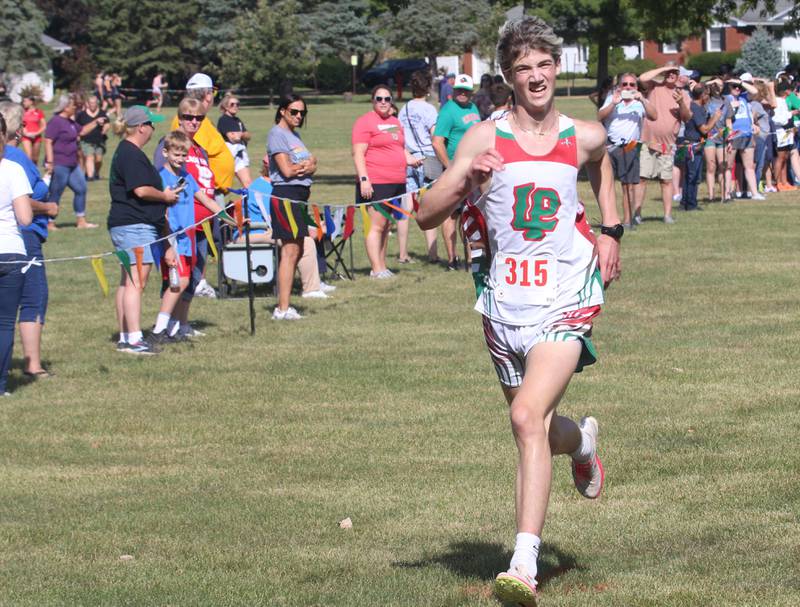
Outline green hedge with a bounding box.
[315,56,351,93]
[787,52,800,67]
[686,51,741,77]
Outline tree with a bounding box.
[35,0,93,88]
[223,0,310,93]
[735,27,783,78]
[196,0,258,81]
[88,0,199,88]
[475,2,512,73]
[0,0,51,77]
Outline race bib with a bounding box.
[493,252,558,305]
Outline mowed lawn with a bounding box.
[1,95,798,606]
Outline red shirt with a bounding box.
[185,143,216,222]
[23,108,45,137]
[351,111,406,184]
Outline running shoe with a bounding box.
[750,192,766,201]
[320,281,337,293]
[119,340,159,356]
[571,416,604,499]
[369,270,394,279]
[633,214,643,225]
[663,215,675,224]
[272,306,303,320]
[301,290,328,299]
[494,564,537,606]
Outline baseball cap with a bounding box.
[739,72,754,83]
[678,66,692,77]
[123,105,165,127]
[453,74,474,90]
[186,72,214,89]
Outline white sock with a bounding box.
[167,319,180,337]
[509,532,540,578]
[118,332,128,344]
[571,426,594,463]
[128,331,143,344]
[153,313,171,334]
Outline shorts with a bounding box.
[109,223,159,264]
[160,255,192,280]
[80,141,106,157]
[226,142,250,172]
[608,144,640,184]
[357,182,406,221]
[270,184,309,241]
[481,310,600,388]
[731,135,754,150]
[639,146,674,181]
[21,135,42,145]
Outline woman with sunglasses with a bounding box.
[267,94,319,320]
[725,77,762,200]
[217,93,252,187]
[352,85,422,278]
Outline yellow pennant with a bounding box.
[201,221,218,259]
[360,206,371,238]
[90,256,109,297]
[283,199,299,238]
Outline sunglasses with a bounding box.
[180,114,204,122]
[620,82,637,87]
[142,121,153,128]
[373,96,392,103]
[228,102,240,107]
[288,108,308,117]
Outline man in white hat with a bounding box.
[170,73,235,191]
[432,73,481,270]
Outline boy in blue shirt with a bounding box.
[151,131,226,342]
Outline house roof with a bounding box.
[41,34,71,54]
[726,0,796,26]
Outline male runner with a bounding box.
[417,16,622,606]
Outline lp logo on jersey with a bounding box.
[511,183,561,241]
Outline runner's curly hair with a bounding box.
[497,16,563,79]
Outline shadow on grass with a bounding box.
[392,540,582,589]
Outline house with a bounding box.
[5,34,71,103]
[643,0,800,65]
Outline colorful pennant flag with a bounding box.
[133,246,144,288]
[283,199,299,238]
[115,250,133,283]
[234,199,244,232]
[270,196,291,233]
[201,221,218,259]
[359,206,371,238]
[323,206,336,235]
[312,205,323,241]
[343,207,355,240]
[150,241,162,270]
[382,198,412,218]
[90,256,108,296]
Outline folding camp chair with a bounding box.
[323,206,356,280]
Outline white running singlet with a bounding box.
[473,114,604,328]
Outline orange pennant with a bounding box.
[382,199,412,218]
[312,205,323,241]
[234,198,244,232]
[133,246,144,289]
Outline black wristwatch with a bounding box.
[600,223,624,241]
[360,176,368,182]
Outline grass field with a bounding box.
[1,96,799,606]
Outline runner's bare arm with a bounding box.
[417,121,499,230]
[576,120,621,285]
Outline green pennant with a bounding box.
[115,249,134,282]
[373,202,395,223]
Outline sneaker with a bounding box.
[672,193,682,201]
[446,257,461,271]
[663,215,675,224]
[633,214,643,225]
[119,340,159,355]
[571,416,604,499]
[494,565,538,607]
[301,290,328,299]
[149,330,188,345]
[369,269,394,279]
[180,326,206,337]
[319,281,337,293]
[116,341,128,352]
[735,190,743,198]
[765,185,778,193]
[272,306,303,320]
[750,192,766,200]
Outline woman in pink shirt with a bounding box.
[352,85,421,278]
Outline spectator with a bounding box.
[589,76,614,109]
[217,92,252,187]
[20,96,45,165]
[439,73,455,107]
[0,102,58,379]
[636,65,691,224]
[0,113,34,395]
[702,80,734,201]
[75,95,110,181]
[45,94,97,229]
[750,80,776,193]
[679,85,719,210]
[94,72,106,109]
[598,72,657,227]
[146,73,167,113]
[171,73,235,192]
[156,98,222,311]
[269,93,324,318]
[472,74,494,120]
[352,85,421,278]
[109,73,125,118]
[725,76,762,200]
[399,69,441,263]
[107,106,179,355]
[432,73,480,270]
[771,80,796,191]
[488,82,513,119]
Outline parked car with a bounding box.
[360,58,429,89]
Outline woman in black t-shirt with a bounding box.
[75,95,110,180]
[217,93,252,186]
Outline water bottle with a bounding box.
[168,266,180,292]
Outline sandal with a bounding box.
[24,369,54,379]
